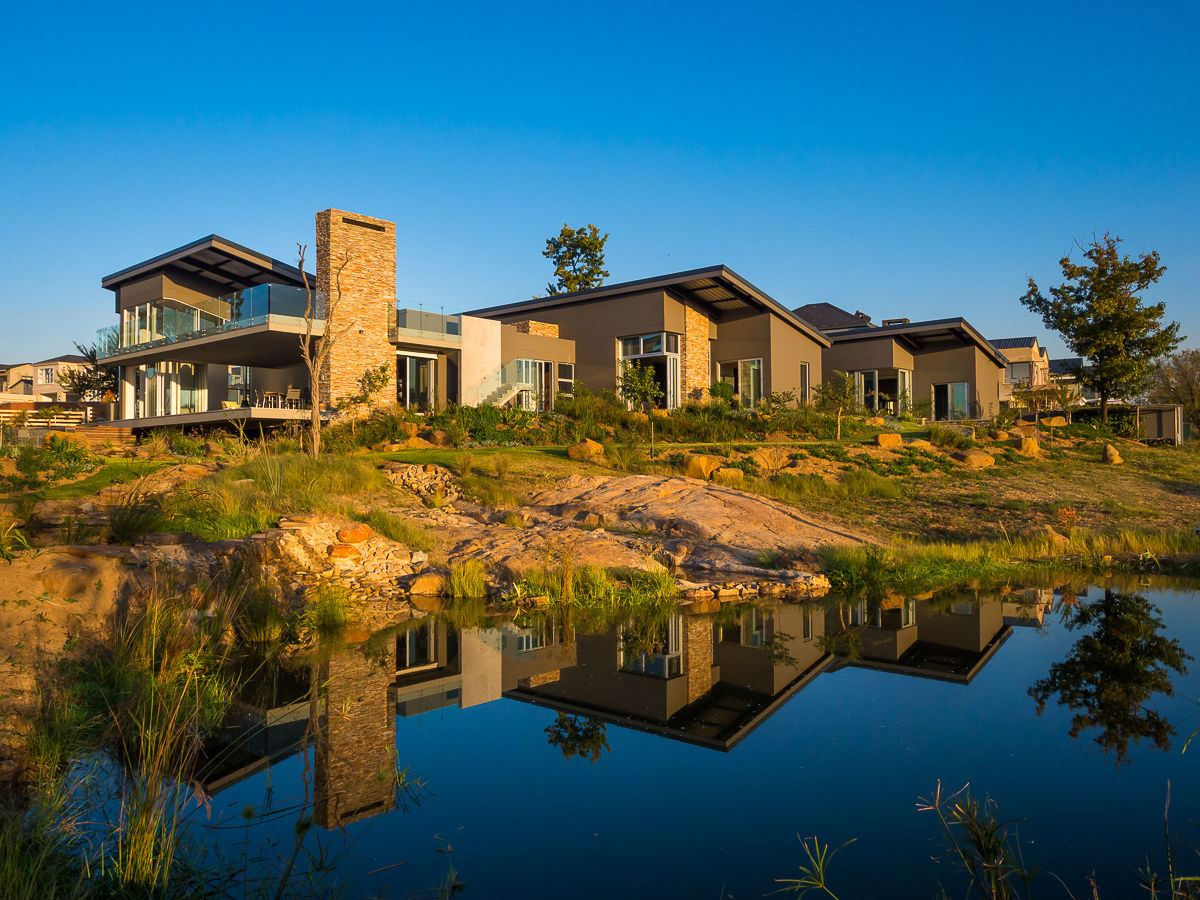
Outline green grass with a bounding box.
[351,509,434,551]
[304,584,350,637]
[823,526,1200,594]
[161,452,385,541]
[36,459,169,501]
[449,559,488,599]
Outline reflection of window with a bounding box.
[719,609,767,647]
[398,623,436,670]
[619,615,682,678]
[901,599,916,627]
[949,600,975,616]
[517,615,562,653]
[846,600,867,626]
[803,605,813,641]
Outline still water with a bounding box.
[199,583,1200,898]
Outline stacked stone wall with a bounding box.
[316,209,397,409]
[681,303,712,401]
[314,646,397,828]
[684,615,715,704]
[512,320,560,338]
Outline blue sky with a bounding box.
[2,0,1196,362]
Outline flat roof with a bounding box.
[829,317,1007,367]
[466,265,831,347]
[102,235,313,292]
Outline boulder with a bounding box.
[1014,436,1041,456]
[864,416,885,427]
[203,441,223,458]
[407,570,448,595]
[988,429,1010,441]
[952,450,995,469]
[1044,416,1068,427]
[750,445,790,474]
[1011,424,1038,438]
[328,543,362,561]
[684,454,723,480]
[1103,443,1123,465]
[401,436,435,449]
[714,467,744,485]
[875,432,903,449]
[567,439,605,461]
[945,423,975,440]
[906,439,933,451]
[336,522,373,544]
[176,464,211,480]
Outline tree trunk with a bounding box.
[836,405,843,442]
[309,400,321,458]
[1100,394,1109,425]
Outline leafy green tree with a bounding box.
[1020,233,1182,423]
[813,370,858,441]
[59,341,119,401]
[1147,348,1200,425]
[1030,589,1190,765]
[542,223,609,296]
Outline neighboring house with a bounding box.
[987,336,1050,408]
[1,354,88,403]
[1048,357,1097,402]
[96,209,574,429]
[468,266,829,409]
[800,303,1006,420]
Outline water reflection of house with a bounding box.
[1002,588,1054,628]
[507,604,833,751]
[828,594,1012,684]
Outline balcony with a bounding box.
[389,308,461,344]
[99,284,326,360]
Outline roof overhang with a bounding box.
[467,265,831,347]
[102,235,313,293]
[829,318,1007,367]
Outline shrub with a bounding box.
[927,424,974,451]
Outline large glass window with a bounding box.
[618,332,681,409]
[398,355,436,409]
[719,358,764,408]
[619,615,683,679]
[557,363,574,397]
[799,362,810,404]
[398,623,436,670]
[177,363,205,414]
[1006,362,1032,384]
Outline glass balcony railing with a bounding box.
[389,308,462,343]
[99,284,326,359]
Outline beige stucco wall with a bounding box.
[712,312,824,401]
[823,338,915,374]
[459,316,502,406]
[492,290,670,393]
[910,345,1002,418]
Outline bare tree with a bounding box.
[297,244,355,458]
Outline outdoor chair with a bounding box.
[285,387,302,409]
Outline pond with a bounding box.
[185,581,1200,897]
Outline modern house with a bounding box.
[795,303,1006,420]
[987,336,1051,408]
[1,354,88,403]
[96,209,575,429]
[468,267,830,409]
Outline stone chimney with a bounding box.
[512,320,560,339]
[316,209,396,409]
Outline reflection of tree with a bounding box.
[545,713,611,762]
[1030,589,1191,764]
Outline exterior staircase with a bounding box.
[474,360,533,408]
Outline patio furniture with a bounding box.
[285,387,302,408]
